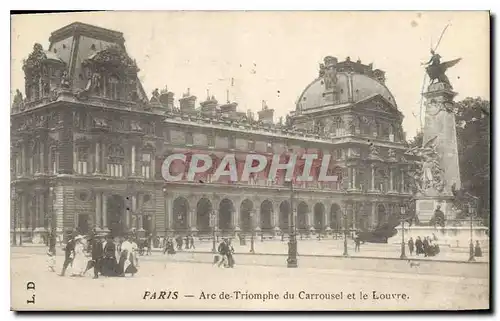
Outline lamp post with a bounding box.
[342,203,349,257]
[250,211,255,253]
[400,203,407,260]
[48,186,55,252]
[162,187,168,238]
[11,188,16,246]
[210,210,217,253]
[286,180,298,268]
[468,202,476,262]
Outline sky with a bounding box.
[10,11,490,139]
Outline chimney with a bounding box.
[179,88,197,113]
[373,69,386,84]
[201,93,218,114]
[258,100,274,125]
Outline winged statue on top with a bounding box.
[422,50,461,88]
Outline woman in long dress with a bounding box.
[118,237,138,277]
[71,236,88,276]
[101,235,118,276]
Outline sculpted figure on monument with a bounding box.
[323,56,338,90]
[422,50,461,88]
[406,137,445,193]
[13,89,23,108]
[369,144,381,159]
[60,70,70,89]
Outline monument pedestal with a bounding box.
[415,195,456,223]
[389,223,489,248]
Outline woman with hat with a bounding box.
[71,235,88,276]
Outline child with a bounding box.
[47,248,56,272]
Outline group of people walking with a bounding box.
[51,232,139,278]
[407,236,440,257]
[214,238,235,268]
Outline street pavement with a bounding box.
[11,247,489,311]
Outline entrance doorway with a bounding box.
[77,214,89,235]
[108,195,125,237]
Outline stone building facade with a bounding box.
[10,23,413,243]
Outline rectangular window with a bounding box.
[186,132,193,146]
[207,133,215,148]
[77,147,89,175]
[248,140,255,151]
[267,142,273,154]
[228,137,236,149]
[50,147,57,174]
[141,153,151,179]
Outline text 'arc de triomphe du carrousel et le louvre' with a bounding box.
[10,22,488,245]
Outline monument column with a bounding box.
[416,81,461,223]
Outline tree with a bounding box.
[406,131,424,149]
[454,97,490,222]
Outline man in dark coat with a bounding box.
[423,237,430,257]
[408,237,415,255]
[60,235,76,276]
[415,236,423,256]
[84,234,104,278]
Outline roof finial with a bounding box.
[206,89,210,100]
[187,87,191,96]
[226,89,230,103]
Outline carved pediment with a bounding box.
[354,95,400,115]
[83,45,139,74]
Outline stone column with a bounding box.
[95,142,100,173]
[233,205,240,231]
[40,141,45,174]
[21,143,26,174]
[389,167,394,191]
[352,167,357,190]
[95,192,102,229]
[400,168,405,193]
[255,208,261,232]
[352,203,357,230]
[102,194,108,230]
[371,202,377,227]
[348,167,352,189]
[131,145,136,176]
[39,193,45,228]
[190,209,198,232]
[167,196,173,231]
[73,147,77,173]
[371,165,376,190]
[101,142,107,175]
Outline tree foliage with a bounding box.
[454,97,490,222]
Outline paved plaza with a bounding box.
[11,246,489,311]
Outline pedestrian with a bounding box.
[189,235,196,249]
[415,236,423,256]
[227,239,235,268]
[217,239,229,268]
[354,236,361,252]
[423,237,430,257]
[59,235,76,276]
[474,240,482,257]
[84,234,104,279]
[408,237,414,256]
[146,234,152,255]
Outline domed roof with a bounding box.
[296,57,397,113]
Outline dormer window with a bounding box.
[108,75,120,100]
[91,44,96,51]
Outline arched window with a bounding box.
[141,146,154,179]
[108,75,120,100]
[50,146,58,174]
[76,146,89,175]
[333,117,345,136]
[107,145,124,177]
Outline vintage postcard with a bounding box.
[10,11,490,311]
